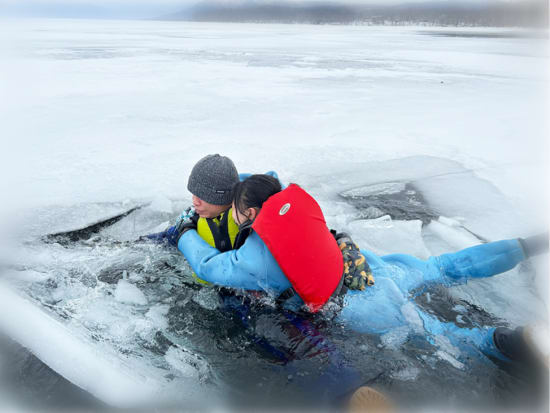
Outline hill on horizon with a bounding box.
[163,0,549,27]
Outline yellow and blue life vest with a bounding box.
[193,208,240,284]
[197,209,240,252]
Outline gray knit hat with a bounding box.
[187,154,239,205]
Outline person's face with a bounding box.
[192,195,230,218]
[231,201,258,226]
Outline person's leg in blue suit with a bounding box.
[379,239,527,294]
[415,307,508,362]
[367,238,540,363]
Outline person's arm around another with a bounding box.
[177,229,271,291]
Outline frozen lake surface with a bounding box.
[0,19,548,409]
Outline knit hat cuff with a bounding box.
[187,178,233,205]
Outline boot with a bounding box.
[348,386,392,412]
[493,326,549,368]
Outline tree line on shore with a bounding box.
[164,0,548,28]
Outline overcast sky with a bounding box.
[0,0,514,19]
[0,0,187,18]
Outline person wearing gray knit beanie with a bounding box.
[143,154,241,249]
[188,154,239,218]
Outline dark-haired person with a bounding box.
[146,154,240,252]
[171,174,548,368]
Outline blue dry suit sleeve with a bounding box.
[372,239,527,295]
[178,229,267,291]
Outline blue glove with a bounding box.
[143,207,199,247]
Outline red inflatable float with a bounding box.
[252,184,344,312]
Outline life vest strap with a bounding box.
[276,287,296,305]
[234,221,253,249]
[205,212,232,252]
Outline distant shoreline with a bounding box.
[2,0,547,28]
[162,0,549,28]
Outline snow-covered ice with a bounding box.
[1,20,547,218]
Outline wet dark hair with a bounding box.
[232,174,282,218]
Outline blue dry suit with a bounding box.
[178,227,527,363]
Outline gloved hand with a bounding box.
[333,232,374,290]
[142,207,198,247]
[165,207,199,247]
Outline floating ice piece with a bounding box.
[349,218,431,259]
[165,346,209,381]
[146,304,170,330]
[341,182,407,198]
[380,326,409,350]
[360,206,385,219]
[15,201,144,239]
[192,288,220,311]
[391,366,420,381]
[0,282,163,408]
[333,156,526,240]
[452,304,467,313]
[367,215,393,226]
[401,302,424,332]
[435,350,465,370]
[5,269,51,283]
[165,347,199,379]
[434,334,461,359]
[98,206,172,242]
[438,216,463,227]
[114,279,148,305]
[422,218,481,255]
[132,304,172,342]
